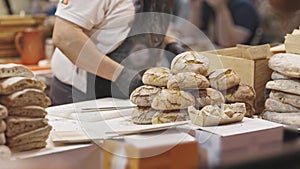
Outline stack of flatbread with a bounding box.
[130,51,252,125]
[0,64,52,152]
[263,53,300,127]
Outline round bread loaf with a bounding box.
[167,72,210,90]
[268,53,300,78]
[151,89,195,110]
[142,67,171,87]
[131,107,161,125]
[209,69,240,91]
[130,85,161,107]
[171,51,209,76]
[152,109,190,124]
[193,88,225,108]
[0,120,6,133]
[224,84,256,102]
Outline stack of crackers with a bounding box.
[0,64,51,153]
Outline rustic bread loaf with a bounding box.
[224,84,256,102]
[6,117,48,137]
[0,64,34,78]
[131,107,161,124]
[193,88,225,108]
[263,111,300,127]
[151,89,195,110]
[130,85,161,107]
[0,120,6,133]
[167,72,210,90]
[0,89,51,108]
[8,106,47,118]
[209,69,240,91]
[142,67,171,87]
[265,98,300,113]
[268,53,300,78]
[188,103,246,127]
[0,104,7,120]
[0,145,11,159]
[269,90,300,109]
[10,141,47,152]
[7,125,51,147]
[266,80,300,96]
[171,51,209,76]
[0,77,46,95]
[152,109,189,124]
[244,102,255,118]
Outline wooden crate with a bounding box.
[200,44,273,114]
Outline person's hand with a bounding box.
[165,42,185,64]
[205,0,228,11]
[112,68,144,99]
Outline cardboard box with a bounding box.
[190,118,283,167]
[102,131,199,169]
[201,44,273,113]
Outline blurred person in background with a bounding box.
[50,0,185,105]
[188,0,264,48]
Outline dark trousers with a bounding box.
[49,76,87,106]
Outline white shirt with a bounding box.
[51,0,135,93]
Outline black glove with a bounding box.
[165,42,185,64]
[112,68,144,99]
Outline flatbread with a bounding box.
[0,77,46,95]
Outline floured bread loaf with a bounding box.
[265,98,300,113]
[266,80,300,96]
[7,125,51,147]
[151,89,195,110]
[6,117,48,137]
[0,104,7,120]
[0,120,6,133]
[209,69,240,91]
[131,107,161,124]
[193,88,225,108]
[0,64,34,78]
[8,106,47,118]
[269,90,300,109]
[0,145,11,159]
[10,141,47,152]
[268,53,300,78]
[224,84,256,102]
[142,67,171,87]
[171,51,209,76]
[263,111,300,127]
[130,85,161,107]
[167,72,210,90]
[0,77,46,95]
[188,103,246,127]
[0,133,5,145]
[271,71,292,80]
[0,89,51,108]
[152,110,190,124]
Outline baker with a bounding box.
[50,0,185,105]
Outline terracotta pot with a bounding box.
[15,27,45,65]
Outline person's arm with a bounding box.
[206,0,250,47]
[52,17,123,81]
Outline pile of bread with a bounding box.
[130,51,256,126]
[263,53,300,127]
[0,64,51,158]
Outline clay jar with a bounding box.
[15,27,45,65]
